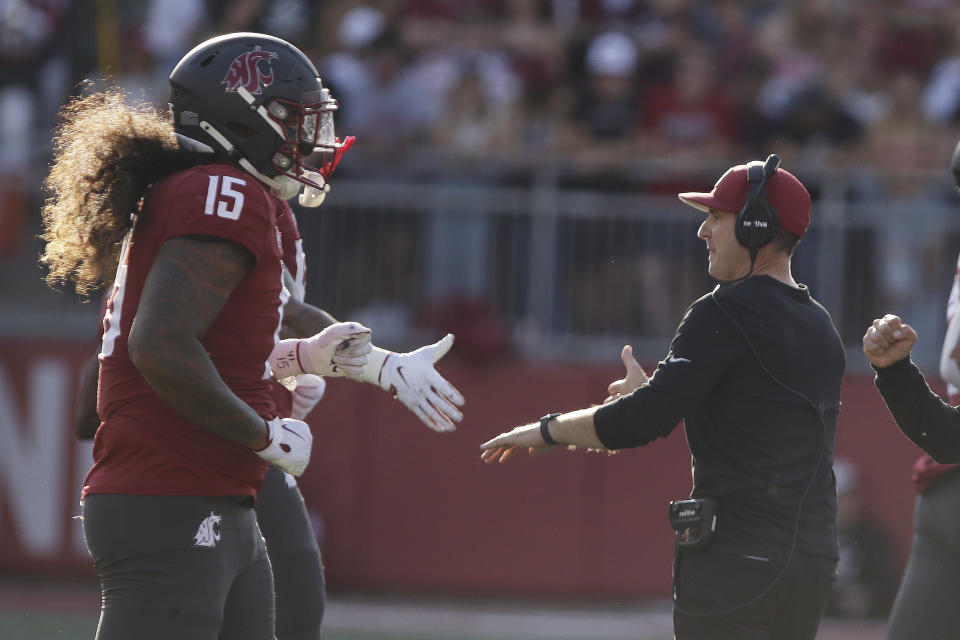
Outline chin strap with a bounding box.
[237,86,286,137]
[196,115,338,205]
[199,121,298,199]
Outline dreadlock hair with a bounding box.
[40,88,206,296]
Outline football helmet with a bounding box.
[169,32,353,203]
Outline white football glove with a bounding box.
[290,374,326,420]
[350,334,465,432]
[269,321,372,378]
[254,417,313,476]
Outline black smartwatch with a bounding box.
[539,412,562,446]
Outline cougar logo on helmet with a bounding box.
[221,47,279,95]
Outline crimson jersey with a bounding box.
[270,199,306,418]
[84,164,285,499]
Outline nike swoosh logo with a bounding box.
[668,356,691,363]
[282,425,305,441]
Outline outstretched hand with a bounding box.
[604,345,648,403]
[863,314,917,368]
[480,423,551,464]
[379,334,465,433]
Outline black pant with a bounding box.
[82,493,274,640]
[673,546,837,640]
[256,464,326,640]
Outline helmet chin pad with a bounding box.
[298,171,328,208]
[269,174,302,200]
[265,171,328,207]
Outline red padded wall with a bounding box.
[0,342,925,600]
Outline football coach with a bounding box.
[481,155,845,640]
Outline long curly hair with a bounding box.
[40,89,203,295]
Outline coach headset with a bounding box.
[676,155,833,618]
[737,153,782,260]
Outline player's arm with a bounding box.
[281,295,338,339]
[128,235,269,449]
[273,281,465,432]
[75,353,100,440]
[271,262,372,377]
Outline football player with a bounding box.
[48,32,462,640]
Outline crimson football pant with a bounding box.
[256,464,326,640]
[672,546,837,640]
[82,494,274,640]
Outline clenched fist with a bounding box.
[863,314,917,369]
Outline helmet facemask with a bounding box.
[234,85,354,204]
[266,88,349,181]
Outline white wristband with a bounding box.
[353,345,391,387]
[254,418,283,458]
[269,338,306,378]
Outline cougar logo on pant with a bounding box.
[193,511,223,547]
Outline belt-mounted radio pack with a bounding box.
[668,497,718,549]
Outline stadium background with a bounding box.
[2,0,960,637]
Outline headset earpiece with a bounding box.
[735,154,782,251]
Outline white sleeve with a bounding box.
[939,258,960,391]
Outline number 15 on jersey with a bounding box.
[205,175,246,220]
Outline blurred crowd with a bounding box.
[6,0,960,346]
[6,0,960,177]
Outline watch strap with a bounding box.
[539,412,562,446]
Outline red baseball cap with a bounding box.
[678,163,811,238]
